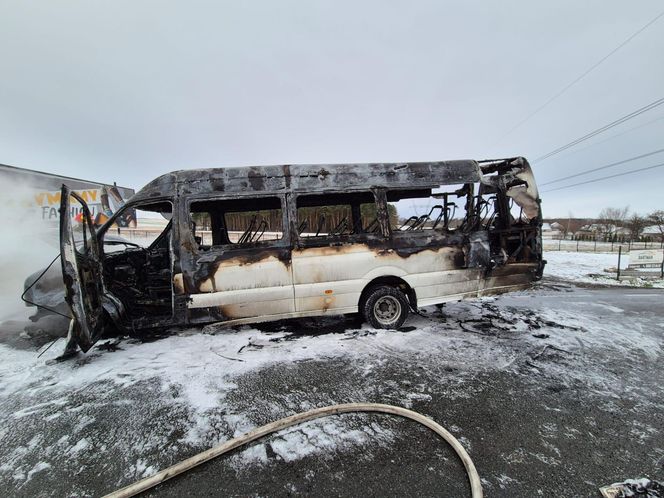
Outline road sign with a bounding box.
[629,249,664,267]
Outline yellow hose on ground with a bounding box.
[104,403,483,498]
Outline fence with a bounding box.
[543,238,663,253]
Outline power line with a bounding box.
[542,161,664,192]
[540,148,664,186]
[550,113,664,162]
[534,96,664,162]
[496,8,664,142]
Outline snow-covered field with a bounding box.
[545,250,664,288]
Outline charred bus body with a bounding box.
[60,157,544,352]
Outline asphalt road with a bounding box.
[147,285,664,497]
[1,281,663,497]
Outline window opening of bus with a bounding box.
[189,197,284,249]
[386,185,473,233]
[296,192,378,239]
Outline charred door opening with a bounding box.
[476,159,543,273]
[99,200,174,328]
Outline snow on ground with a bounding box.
[0,321,448,493]
[1,290,662,496]
[1,248,663,495]
[544,250,664,288]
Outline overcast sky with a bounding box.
[1,0,663,217]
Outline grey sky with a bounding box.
[1,0,662,218]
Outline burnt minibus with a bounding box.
[60,157,544,353]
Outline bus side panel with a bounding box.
[402,268,483,304]
[479,262,540,295]
[291,244,480,312]
[292,244,377,312]
[187,253,295,319]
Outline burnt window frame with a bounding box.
[185,193,290,252]
[384,186,474,241]
[96,197,174,258]
[293,189,387,248]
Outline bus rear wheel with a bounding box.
[362,285,409,330]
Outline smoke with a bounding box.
[0,179,62,322]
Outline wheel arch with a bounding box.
[358,276,417,313]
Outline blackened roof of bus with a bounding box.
[131,159,489,202]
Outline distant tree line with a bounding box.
[191,203,398,235]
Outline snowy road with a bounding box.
[1,280,662,497]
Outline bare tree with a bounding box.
[648,210,664,241]
[564,211,590,239]
[567,218,585,239]
[553,213,585,239]
[625,214,648,240]
[596,206,629,238]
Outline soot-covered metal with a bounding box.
[59,157,544,352]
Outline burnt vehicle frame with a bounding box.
[59,157,544,352]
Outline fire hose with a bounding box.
[104,403,483,498]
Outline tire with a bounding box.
[362,285,410,330]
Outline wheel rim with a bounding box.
[373,295,401,325]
